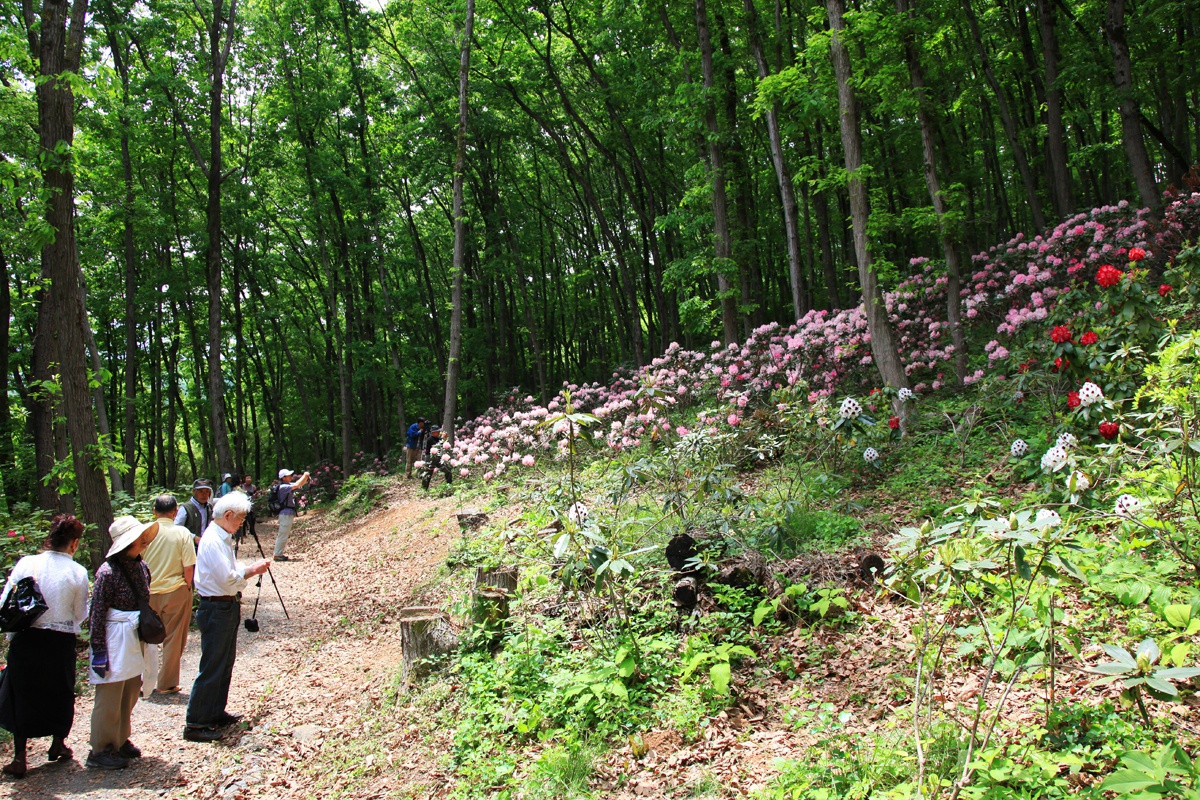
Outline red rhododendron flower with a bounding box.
[1067,391,1081,409]
[1050,325,1072,343]
[1053,356,1069,372]
[1096,264,1123,288]
[1079,331,1099,346]
[888,416,900,429]
[1128,247,1146,262]
[1160,284,1172,297]
[1099,421,1119,440]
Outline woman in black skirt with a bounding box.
[0,515,89,778]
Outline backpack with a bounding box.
[267,482,283,515]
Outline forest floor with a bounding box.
[0,482,467,800]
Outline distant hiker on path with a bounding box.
[0,515,88,778]
[141,495,196,697]
[87,516,159,770]
[184,493,270,743]
[175,479,215,547]
[420,425,453,490]
[405,417,428,478]
[271,468,310,561]
[217,474,235,498]
[238,474,259,538]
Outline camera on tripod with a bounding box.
[233,515,288,632]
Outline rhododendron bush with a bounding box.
[442,194,1200,480]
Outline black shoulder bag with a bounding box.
[0,576,49,632]
[113,559,167,645]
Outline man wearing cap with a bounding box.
[184,493,270,742]
[87,516,159,769]
[405,417,428,478]
[273,468,310,562]
[175,480,215,547]
[141,495,196,696]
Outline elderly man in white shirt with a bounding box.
[183,492,270,743]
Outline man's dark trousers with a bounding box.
[186,598,240,727]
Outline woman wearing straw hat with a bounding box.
[85,516,159,770]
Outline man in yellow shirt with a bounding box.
[141,495,197,695]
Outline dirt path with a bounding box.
[2,484,465,800]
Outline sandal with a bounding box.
[2,758,26,778]
[47,742,73,761]
[156,686,182,695]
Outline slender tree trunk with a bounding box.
[744,0,805,320]
[442,0,474,444]
[696,0,739,345]
[898,0,968,383]
[206,0,237,478]
[962,0,1046,231]
[1038,0,1073,218]
[27,0,113,564]
[79,288,124,491]
[0,246,12,508]
[825,0,911,421]
[1104,0,1159,211]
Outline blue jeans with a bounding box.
[186,598,240,727]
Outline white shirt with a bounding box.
[1,550,89,634]
[193,521,249,598]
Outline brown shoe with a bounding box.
[2,758,26,778]
[47,741,73,761]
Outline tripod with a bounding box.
[234,517,290,621]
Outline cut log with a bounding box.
[673,576,698,608]
[715,550,769,588]
[665,533,697,572]
[456,509,489,531]
[471,589,511,629]
[475,565,518,594]
[398,607,459,681]
[858,553,886,583]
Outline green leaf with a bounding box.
[1154,667,1200,680]
[1099,769,1158,793]
[1091,661,1133,676]
[1143,676,1179,697]
[1014,545,1032,581]
[1102,644,1138,669]
[753,601,773,627]
[1164,604,1194,629]
[607,680,628,702]
[709,661,732,695]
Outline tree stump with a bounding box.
[665,533,697,572]
[672,576,698,608]
[475,565,519,594]
[715,550,769,588]
[858,553,886,583]
[457,509,488,531]
[398,607,458,681]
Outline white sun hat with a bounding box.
[106,516,160,559]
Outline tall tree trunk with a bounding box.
[898,0,968,383]
[1038,0,1073,218]
[962,0,1046,231]
[206,0,237,478]
[0,246,12,508]
[442,0,474,443]
[79,287,124,491]
[744,0,806,320]
[1103,0,1159,211]
[825,0,911,422]
[695,0,740,345]
[25,0,113,564]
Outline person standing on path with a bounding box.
[272,468,310,562]
[405,417,427,478]
[176,479,215,547]
[87,516,159,770]
[217,474,235,498]
[0,515,88,778]
[239,474,259,538]
[184,493,270,743]
[141,495,196,696]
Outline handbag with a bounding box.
[0,576,49,633]
[113,559,167,645]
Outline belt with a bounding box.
[199,595,238,603]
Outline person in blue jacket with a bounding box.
[405,417,428,479]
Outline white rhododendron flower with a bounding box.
[898,387,915,402]
[1069,471,1090,492]
[839,398,862,420]
[1078,382,1104,406]
[1035,509,1062,528]
[863,447,880,463]
[1010,439,1029,457]
[1056,432,1078,450]
[1114,494,1143,518]
[1041,445,1068,472]
[567,502,589,524]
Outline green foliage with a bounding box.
[1100,744,1200,799]
[332,473,389,521]
[1090,638,1200,725]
